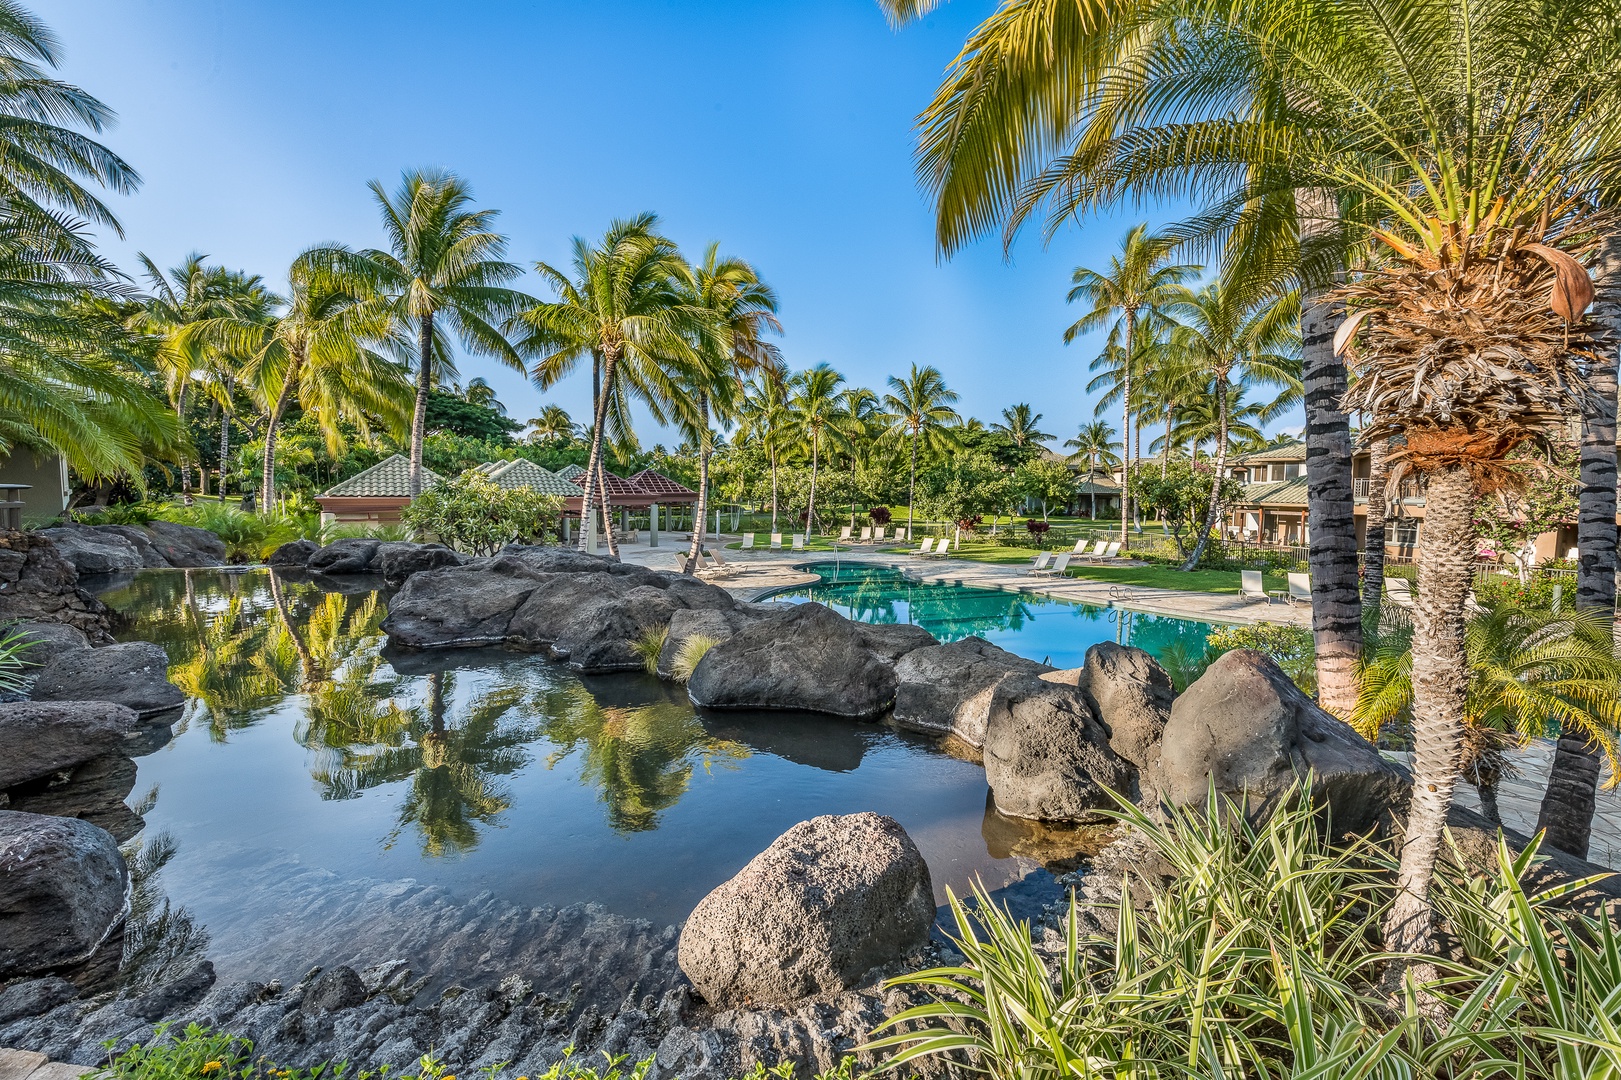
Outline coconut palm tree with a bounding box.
[525,403,576,445]
[1066,227,1199,546]
[1355,605,1621,829]
[1164,280,1301,568]
[678,246,783,574]
[513,214,697,557]
[1065,419,1120,519]
[990,404,1052,455]
[333,170,531,497]
[788,363,848,534]
[882,363,961,537]
[736,373,791,531]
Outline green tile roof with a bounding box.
[479,458,581,497]
[554,463,586,480]
[1236,476,1311,507]
[320,454,441,498]
[1231,439,1306,464]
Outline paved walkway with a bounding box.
[0,1049,88,1080]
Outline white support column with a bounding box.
[649,503,660,547]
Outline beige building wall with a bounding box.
[0,451,69,522]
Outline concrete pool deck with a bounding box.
[610,538,1312,626]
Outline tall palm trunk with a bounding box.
[1361,436,1392,623]
[175,380,193,495]
[1298,187,1362,718]
[261,355,301,513]
[579,347,616,554]
[1182,369,1229,570]
[769,446,779,531]
[1384,463,1474,956]
[1120,316,1134,550]
[907,429,918,537]
[218,379,232,499]
[807,428,820,534]
[684,396,712,575]
[1536,233,1621,857]
[409,312,434,497]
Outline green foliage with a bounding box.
[1126,459,1242,563]
[0,625,41,691]
[424,389,521,442]
[631,625,669,675]
[1475,570,1574,612]
[1014,458,1076,519]
[669,633,721,683]
[400,470,561,555]
[155,502,311,562]
[1207,622,1317,694]
[915,451,1014,527]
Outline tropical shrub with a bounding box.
[669,633,720,682]
[154,503,311,562]
[1024,518,1050,536]
[1206,622,1317,694]
[631,625,669,675]
[867,505,892,526]
[401,471,562,555]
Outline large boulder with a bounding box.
[5,752,143,842]
[0,700,138,788]
[657,604,776,678]
[381,558,551,647]
[35,525,143,575]
[266,538,319,566]
[893,637,1049,748]
[306,538,383,575]
[686,603,935,718]
[374,542,463,582]
[0,811,127,980]
[983,674,1136,821]
[30,641,184,718]
[1148,649,1409,835]
[678,813,934,1006]
[9,620,91,666]
[0,531,113,643]
[507,570,735,672]
[1049,642,1176,771]
[91,525,169,568]
[144,521,226,567]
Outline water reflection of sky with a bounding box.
[96,570,1063,947]
[764,561,1215,672]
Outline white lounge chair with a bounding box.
[839,525,853,541]
[708,548,739,577]
[1071,538,1090,554]
[858,526,873,543]
[1385,576,1414,606]
[1026,552,1054,574]
[1286,571,1312,606]
[1033,553,1071,577]
[914,538,936,556]
[893,527,908,541]
[791,533,806,552]
[874,526,888,543]
[769,532,784,551]
[1102,541,1122,559]
[1240,569,1269,602]
[1092,540,1111,556]
[741,532,756,551]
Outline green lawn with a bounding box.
[1061,564,1289,594]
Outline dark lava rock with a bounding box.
[92,525,170,568]
[6,752,143,842]
[686,603,934,719]
[266,539,320,567]
[0,531,114,644]
[507,571,734,673]
[131,961,216,1020]
[30,641,184,718]
[375,543,463,582]
[1051,642,1176,772]
[0,811,127,980]
[0,701,138,788]
[307,538,383,575]
[382,558,550,647]
[983,673,1135,822]
[1148,649,1410,835]
[9,621,91,666]
[35,525,145,575]
[678,812,933,1006]
[302,966,368,1012]
[144,521,226,567]
[892,637,1049,748]
[657,605,776,678]
[0,976,77,1025]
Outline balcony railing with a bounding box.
[1353,478,1424,500]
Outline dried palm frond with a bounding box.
[1338,206,1612,468]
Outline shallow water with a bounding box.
[763,560,1215,672]
[94,568,1096,979]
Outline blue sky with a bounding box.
[48,1,1282,451]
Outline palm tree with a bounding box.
[882,363,961,536]
[1065,419,1120,519]
[462,376,503,413]
[1355,605,1621,829]
[1165,280,1301,568]
[736,373,791,530]
[513,214,697,557]
[788,363,848,534]
[337,170,531,497]
[990,404,1052,455]
[678,246,783,574]
[525,403,576,445]
[1066,227,1199,547]
[183,249,412,509]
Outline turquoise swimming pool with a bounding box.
[765,561,1215,673]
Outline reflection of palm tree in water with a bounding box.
[541,685,748,834]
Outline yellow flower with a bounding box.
[202,1063,223,1075]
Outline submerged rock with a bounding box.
[983,674,1135,822]
[686,603,934,719]
[0,811,127,981]
[892,636,1049,748]
[267,539,320,566]
[30,641,184,718]
[678,812,934,1007]
[1148,649,1409,834]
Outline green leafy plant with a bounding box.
[1206,622,1318,695]
[631,625,669,675]
[401,471,561,555]
[669,633,721,682]
[0,625,40,690]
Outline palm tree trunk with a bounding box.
[770,447,779,531]
[1162,405,1171,478]
[807,430,820,534]
[579,348,615,553]
[1535,232,1621,858]
[1384,463,1475,956]
[409,312,434,497]
[684,396,712,575]
[1361,436,1392,623]
[1120,323,1133,552]
[1181,371,1228,571]
[908,431,918,538]
[1297,188,1362,717]
[218,382,232,500]
[261,359,300,514]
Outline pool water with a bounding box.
[765,561,1215,674]
[94,569,1089,981]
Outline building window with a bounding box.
[1284,463,1301,479]
[1393,521,1419,546]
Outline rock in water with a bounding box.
[892,637,1049,748]
[0,531,114,644]
[0,701,138,788]
[143,521,227,567]
[35,525,145,575]
[0,811,127,980]
[9,621,91,666]
[1148,649,1409,834]
[375,542,463,582]
[306,538,383,575]
[982,674,1135,821]
[1050,642,1175,771]
[266,539,319,566]
[678,812,934,1006]
[686,603,934,718]
[30,641,184,718]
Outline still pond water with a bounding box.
[97,566,1214,963]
